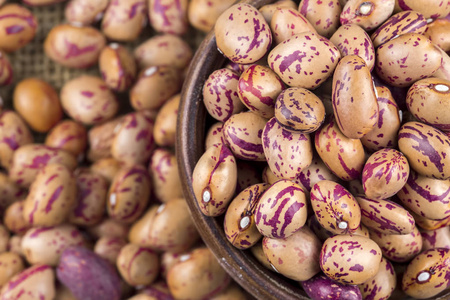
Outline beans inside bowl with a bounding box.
[178,0,450,299]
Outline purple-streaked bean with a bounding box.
[396,0,450,19]
[293,155,339,192]
[238,65,284,118]
[9,144,77,188]
[21,225,85,266]
[362,148,409,199]
[320,234,382,284]
[148,0,188,35]
[397,170,450,220]
[421,226,450,251]
[69,171,108,226]
[13,78,63,133]
[57,246,121,300]
[99,43,137,92]
[45,120,87,158]
[301,273,363,300]
[167,247,230,299]
[250,241,272,270]
[398,121,450,180]
[330,24,375,71]
[340,0,395,30]
[259,0,297,24]
[94,236,127,265]
[307,215,335,242]
[298,0,341,38]
[370,226,422,263]
[256,179,307,239]
[235,160,262,194]
[0,264,55,300]
[203,68,244,122]
[149,148,182,203]
[314,118,365,181]
[148,199,200,253]
[223,111,267,161]
[23,163,76,227]
[107,165,151,224]
[61,75,118,125]
[410,210,450,231]
[215,3,272,64]
[101,0,146,42]
[44,24,106,68]
[91,158,124,183]
[433,46,450,81]
[87,117,124,162]
[128,206,157,246]
[224,183,268,250]
[130,66,181,111]
[0,225,8,253]
[268,32,340,89]
[357,196,415,235]
[0,4,37,52]
[406,78,450,131]
[153,94,179,147]
[117,244,159,287]
[187,0,235,32]
[262,118,312,179]
[111,112,154,165]
[311,180,361,235]
[332,55,378,139]
[0,172,25,214]
[376,33,442,87]
[160,251,185,279]
[192,144,237,217]
[361,85,401,151]
[263,226,322,281]
[274,87,325,133]
[65,0,109,26]
[0,111,33,169]
[371,11,427,48]
[425,18,450,52]
[401,248,450,299]
[3,200,30,235]
[358,257,396,300]
[270,7,317,44]
[0,51,12,86]
[0,252,24,288]
[133,34,192,70]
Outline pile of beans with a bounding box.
[192,0,450,299]
[0,0,252,300]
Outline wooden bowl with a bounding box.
[176,0,309,298]
[176,1,450,299]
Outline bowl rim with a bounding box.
[176,0,309,298]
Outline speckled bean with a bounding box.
[314,118,365,181]
[421,226,450,251]
[215,3,272,64]
[101,0,147,42]
[259,0,297,24]
[153,94,179,147]
[4,200,30,235]
[187,0,235,32]
[298,0,341,38]
[44,24,106,68]
[293,155,340,192]
[90,158,124,183]
[65,0,109,26]
[128,206,157,246]
[0,4,37,52]
[107,165,151,224]
[117,243,159,286]
[99,43,137,92]
[369,226,422,262]
[87,117,123,162]
[149,148,182,203]
[0,252,24,288]
[9,144,77,188]
[357,196,415,235]
[148,0,188,35]
[263,226,322,281]
[0,172,24,215]
[340,0,395,30]
[21,225,85,266]
[268,32,341,89]
[205,122,225,150]
[396,0,450,19]
[94,236,127,265]
[224,183,268,250]
[44,120,87,158]
[270,7,317,44]
[358,257,396,300]
[320,234,382,284]
[301,273,363,300]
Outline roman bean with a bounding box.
[89,218,130,240]
[0,172,25,214]
[259,0,297,24]
[128,206,157,246]
[149,148,182,203]
[3,200,30,235]
[87,117,124,162]
[0,4,37,52]
[45,120,87,157]
[320,234,382,284]
[153,94,179,147]
[270,8,317,45]
[44,24,106,68]
[421,226,450,251]
[298,0,341,38]
[293,155,340,192]
[301,273,363,300]
[90,158,124,183]
[187,0,235,33]
[94,236,127,265]
[65,0,109,26]
[117,244,159,286]
[396,0,450,19]
[358,257,396,300]
[204,122,225,148]
[0,252,24,288]
[148,0,188,35]
[101,0,147,42]
[340,0,395,30]
[99,43,137,92]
